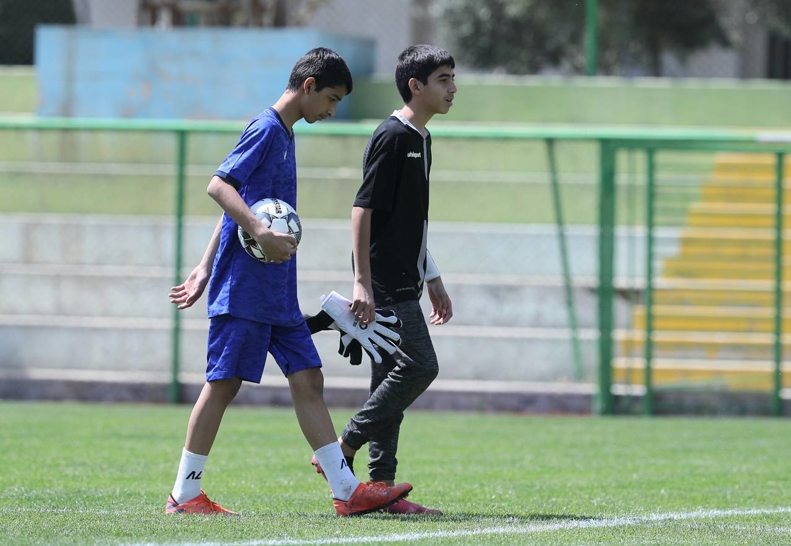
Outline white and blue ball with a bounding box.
[238,198,302,262]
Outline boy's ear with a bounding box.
[302,77,316,94]
[408,77,421,95]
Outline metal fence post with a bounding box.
[170,129,187,404]
[546,139,585,381]
[773,152,785,416]
[597,140,616,415]
[644,148,656,416]
[585,0,599,76]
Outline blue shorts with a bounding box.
[206,314,322,383]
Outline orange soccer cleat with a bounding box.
[333,481,412,517]
[165,490,238,515]
[313,456,434,516]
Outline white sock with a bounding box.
[171,448,208,504]
[313,443,360,501]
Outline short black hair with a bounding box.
[395,45,455,103]
[287,47,353,95]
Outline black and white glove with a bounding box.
[335,308,402,365]
[321,291,402,365]
[305,291,402,365]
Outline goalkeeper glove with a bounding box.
[319,291,402,365]
[336,308,402,365]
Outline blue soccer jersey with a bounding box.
[207,108,302,326]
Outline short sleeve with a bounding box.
[215,119,273,189]
[354,130,401,211]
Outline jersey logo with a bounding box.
[407,151,422,158]
[283,150,288,160]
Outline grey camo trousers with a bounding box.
[340,299,439,482]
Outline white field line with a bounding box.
[153,507,791,546]
[4,506,785,546]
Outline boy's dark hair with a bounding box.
[395,45,455,103]
[287,47,353,95]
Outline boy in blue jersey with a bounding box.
[165,48,412,516]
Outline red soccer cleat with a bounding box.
[165,490,238,515]
[333,481,412,517]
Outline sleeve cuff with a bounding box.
[214,171,242,190]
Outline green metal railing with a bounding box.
[2,116,790,411]
[599,138,791,416]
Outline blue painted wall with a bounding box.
[35,26,375,120]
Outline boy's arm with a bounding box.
[206,175,296,264]
[425,250,453,325]
[168,215,223,310]
[351,205,376,324]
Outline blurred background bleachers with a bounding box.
[2,0,791,414]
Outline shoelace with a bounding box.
[366,481,390,488]
[195,492,226,513]
[204,499,226,512]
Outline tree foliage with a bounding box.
[435,0,585,74]
[435,0,730,76]
[0,0,75,65]
[748,0,791,36]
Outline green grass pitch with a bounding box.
[1,401,790,545]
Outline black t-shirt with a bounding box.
[354,115,431,305]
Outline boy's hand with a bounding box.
[351,281,376,324]
[427,277,453,325]
[254,229,297,264]
[169,265,211,310]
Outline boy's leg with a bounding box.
[168,315,264,514]
[288,367,343,450]
[341,300,439,481]
[168,378,242,513]
[364,350,403,483]
[185,378,243,455]
[274,323,412,514]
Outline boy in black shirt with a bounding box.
[313,45,456,515]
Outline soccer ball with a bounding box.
[237,198,302,262]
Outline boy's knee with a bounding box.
[207,377,242,404]
[412,358,439,388]
[288,368,325,397]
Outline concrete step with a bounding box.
[677,232,791,260]
[0,264,609,329]
[617,330,791,360]
[0,213,681,280]
[711,153,791,181]
[686,202,786,229]
[612,357,791,391]
[0,315,596,383]
[678,245,779,260]
[632,304,790,333]
[700,185,791,205]
[652,287,781,307]
[662,257,791,280]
